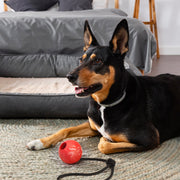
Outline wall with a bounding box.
[155,0,180,55]
[0,0,179,55]
[0,0,3,12]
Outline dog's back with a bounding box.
[136,73,180,142]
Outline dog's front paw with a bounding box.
[98,137,110,154]
[26,139,45,151]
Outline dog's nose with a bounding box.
[66,73,77,83]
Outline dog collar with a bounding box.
[99,91,126,107]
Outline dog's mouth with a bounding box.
[75,83,102,97]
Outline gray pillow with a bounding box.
[5,0,58,11]
[59,0,93,11]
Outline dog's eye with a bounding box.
[93,58,102,65]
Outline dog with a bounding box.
[27,19,180,154]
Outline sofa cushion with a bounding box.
[58,0,92,11]
[5,0,58,11]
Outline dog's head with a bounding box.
[67,19,129,103]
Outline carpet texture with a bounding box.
[0,119,180,180]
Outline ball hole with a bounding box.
[60,142,67,149]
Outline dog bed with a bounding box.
[0,54,90,118]
[0,77,89,118]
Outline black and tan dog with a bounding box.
[27,19,180,154]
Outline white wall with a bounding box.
[0,0,3,12]
[155,0,180,55]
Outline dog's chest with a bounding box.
[96,106,112,141]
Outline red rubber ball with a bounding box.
[59,140,82,164]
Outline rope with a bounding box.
[57,158,116,180]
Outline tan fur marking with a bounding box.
[88,31,93,45]
[84,27,93,51]
[78,66,115,103]
[82,53,87,60]
[83,46,88,52]
[121,47,128,54]
[84,29,92,49]
[112,36,118,53]
[78,68,95,85]
[88,117,99,131]
[92,66,115,103]
[98,137,136,154]
[90,53,96,60]
[40,122,98,148]
[110,133,129,142]
[138,68,144,75]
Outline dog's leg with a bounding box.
[27,121,98,150]
[98,137,157,154]
[98,137,137,154]
[98,125,160,154]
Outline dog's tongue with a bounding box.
[75,87,88,94]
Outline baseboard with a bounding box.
[160,46,180,55]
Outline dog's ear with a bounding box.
[84,20,99,51]
[109,19,129,55]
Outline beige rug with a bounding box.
[0,119,180,180]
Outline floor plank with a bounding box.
[148,55,180,76]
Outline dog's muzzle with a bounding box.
[66,73,78,85]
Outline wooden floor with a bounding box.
[148,55,180,76]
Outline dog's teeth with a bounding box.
[75,87,85,94]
